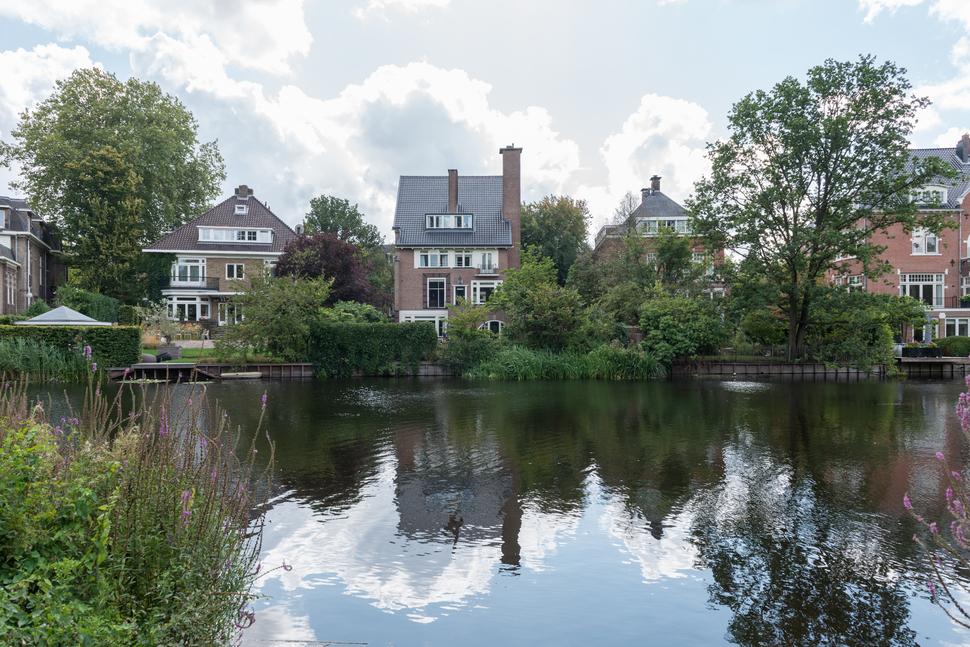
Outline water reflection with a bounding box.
[31,378,970,645]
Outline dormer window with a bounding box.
[426,214,473,229]
[911,185,948,206]
[235,205,249,215]
[199,227,272,243]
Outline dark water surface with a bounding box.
[35,378,970,645]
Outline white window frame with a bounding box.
[425,214,473,229]
[453,284,467,303]
[427,278,446,309]
[226,263,245,280]
[471,280,502,305]
[172,258,206,285]
[167,296,210,322]
[946,317,970,338]
[639,218,688,235]
[912,229,939,255]
[478,320,503,334]
[218,302,243,326]
[900,273,944,306]
[199,227,272,243]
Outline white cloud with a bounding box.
[579,93,713,233]
[0,44,96,127]
[0,0,312,76]
[929,0,970,28]
[859,0,925,23]
[933,126,969,147]
[353,0,449,20]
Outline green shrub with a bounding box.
[0,315,28,326]
[466,343,665,380]
[23,300,51,318]
[308,322,438,377]
[0,383,274,646]
[940,336,970,358]
[57,285,120,323]
[0,338,90,381]
[439,333,505,376]
[117,304,140,326]
[0,325,141,369]
[639,295,730,364]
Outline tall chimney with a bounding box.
[641,188,650,203]
[959,134,970,164]
[448,169,458,213]
[500,145,523,270]
[650,175,661,192]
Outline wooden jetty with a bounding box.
[108,362,315,382]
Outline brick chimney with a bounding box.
[448,169,458,213]
[650,175,661,191]
[641,188,650,203]
[234,185,254,199]
[958,134,970,164]
[500,145,523,270]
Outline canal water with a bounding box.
[35,378,970,645]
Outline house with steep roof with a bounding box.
[593,175,720,279]
[0,197,65,314]
[391,146,522,334]
[143,184,298,324]
[827,134,970,341]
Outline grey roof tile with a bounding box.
[393,176,510,247]
[145,194,297,253]
[907,147,970,208]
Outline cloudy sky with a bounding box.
[1,0,969,240]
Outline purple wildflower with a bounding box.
[938,452,945,462]
[904,496,913,510]
[931,522,939,534]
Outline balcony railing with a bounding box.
[162,275,220,291]
[474,264,499,275]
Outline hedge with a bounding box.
[0,325,142,368]
[308,322,438,377]
[118,305,140,326]
[56,285,121,323]
[940,335,970,358]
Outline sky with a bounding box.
[1,0,969,242]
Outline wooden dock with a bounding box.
[108,363,315,382]
[676,357,970,379]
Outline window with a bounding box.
[640,218,688,234]
[911,186,948,206]
[173,259,205,284]
[900,273,943,306]
[235,205,249,215]
[455,253,472,267]
[847,275,863,288]
[479,320,503,334]
[428,278,446,309]
[226,264,245,280]
[168,296,211,322]
[480,252,494,272]
[426,214,473,229]
[454,285,467,303]
[947,318,970,337]
[471,280,502,305]
[418,250,451,268]
[912,229,939,255]
[218,303,242,325]
[963,276,970,297]
[199,228,272,243]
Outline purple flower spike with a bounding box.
[937,452,945,462]
[904,496,913,510]
[931,522,939,534]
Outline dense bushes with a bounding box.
[0,325,141,368]
[308,321,438,377]
[0,338,91,381]
[940,335,970,358]
[466,343,665,380]
[56,285,121,323]
[639,296,730,364]
[0,383,274,645]
[118,304,140,326]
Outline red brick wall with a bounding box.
[395,248,513,313]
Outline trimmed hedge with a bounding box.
[0,325,141,368]
[57,285,121,323]
[308,322,438,377]
[940,335,970,358]
[118,304,140,326]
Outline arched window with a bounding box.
[479,320,503,334]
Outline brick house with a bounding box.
[0,197,66,314]
[827,135,970,340]
[143,185,298,324]
[392,146,522,334]
[592,175,722,283]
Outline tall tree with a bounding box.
[62,146,143,302]
[689,56,956,358]
[274,233,389,308]
[303,195,384,252]
[1,68,225,246]
[521,195,591,286]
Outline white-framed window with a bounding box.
[400,311,448,337]
[911,186,948,206]
[218,302,242,326]
[428,278,446,309]
[900,273,944,306]
[912,229,939,255]
[471,280,502,305]
[172,258,205,284]
[639,218,688,234]
[480,252,494,272]
[479,320,503,334]
[848,275,863,288]
[963,276,970,297]
[947,317,970,337]
[455,253,472,267]
[167,296,210,322]
[454,285,467,303]
[235,204,249,215]
[426,214,473,229]
[226,263,245,280]
[199,227,272,243]
[692,252,714,276]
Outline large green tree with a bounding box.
[521,195,591,286]
[1,68,225,247]
[303,195,384,252]
[62,146,143,302]
[689,56,955,359]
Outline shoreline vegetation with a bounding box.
[0,379,275,645]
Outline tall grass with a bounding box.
[466,343,666,380]
[0,380,276,645]
[0,337,92,381]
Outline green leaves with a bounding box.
[521,195,591,286]
[304,195,384,252]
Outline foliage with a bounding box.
[1,67,225,247]
[639,295,730,364]
[689,56,957,358]
[0,338,92,381]
[303,195,384,252]
[0,381,275,645]
[0,315,28,326]
[118,305,140,326]
[521,195,591,286]
[62,146,144,301]
[805,290,927,374]
[939,336,970,358]
[308,322,439,377]
[23,300,50,318]
[274,233,387,307]
[0,325,140,369]
[465,343,665,380]
[216,273,332,363]
[438,299,505,375]
[56,284,121,323]
[741,310,787,346]
[135,299,180,342]
[318,300,389,323]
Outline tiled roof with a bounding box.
[144,194,297,254]
[0,197,60,249]
[908,147,970,208]
[599,190,687,243]
[393,176,510,247]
